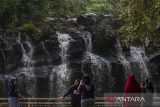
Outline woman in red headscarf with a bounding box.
[123,73,141,107]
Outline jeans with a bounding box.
[9,97,20,107]
[81,98,94,107]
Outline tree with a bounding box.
[0,0,50,29]
[85,0,113,15]
[49,0,113,17]
[0,0,20,29]
[116,0,160,50]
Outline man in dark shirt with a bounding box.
[60,79,81,107]
[78,74,95,107]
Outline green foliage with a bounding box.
[86,0,113,15]
[116,0,160,49]
[0,0,113,28]
[0,0,50,29]
[21,22,39,40]
[21,22,38,35]
[49,0,113,17]
[16,0,50,25]
[0,0,20,28]
[146,27,160,53]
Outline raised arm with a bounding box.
[17,93,25,99]
[60,86,73,99]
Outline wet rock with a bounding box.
[149,50,160,92]
[76,15,97,26]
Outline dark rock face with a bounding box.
[149,51,160,92]
[77,14,98,26]
[149,50,160,63]
[77,15,122,58]
[111,62,126,93]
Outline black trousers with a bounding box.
[71,101,81,107]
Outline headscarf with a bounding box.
[124,73,141,93]
[8,77,17,89]
[123,73,141,107]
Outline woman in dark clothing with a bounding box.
[144,78,154,93]
[141,77,154,107]
[78,74,95,107]
[60,79,81,107]
[8,77,24,107]
[123,73,141,107]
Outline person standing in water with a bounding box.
[8,77,25,107]
[60,79,81,107]
[78,74,95,107]
[123,73,141,107]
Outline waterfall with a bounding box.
[1,49,6,72]
[81,32,92,74]
[81,31,111,74]
[58,32,72,64]
[41,41,50,57]
[82,31,92,52]
[0,16,155,97]
[67,18,77,22]
[116,39,130,77]
[116,40,150,82]
[50,32,72,97]
[0,34,8,72]
[81,31,113,92]
[130,47,150,81]
[0,75,8,97]
[86,52,111,81]
[16,34,36,97]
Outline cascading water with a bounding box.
[82,31,92,52]
[1,49,6,72]
[16,34,36,97]
[86,52,111,81]
[0,75,8,97]
[116,39,130,78]
[67,18,77,22]
[81,31,113,94]
[81,32,92,74]
[130,47,150,81]
[50,32,72,97]
[41,41,50,57]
